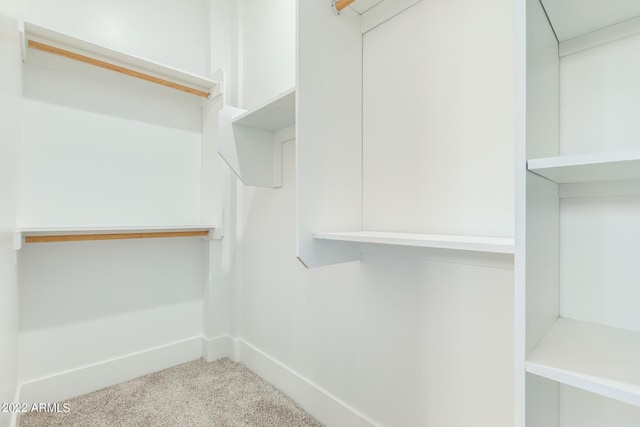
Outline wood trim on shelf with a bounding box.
[24,230,210,244]
[27,40,210,98]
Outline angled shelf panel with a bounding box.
[218,88,296,188]
[233,88,295,131]
[314,231,514,254]
[20,21,218,98]
[526,318,640,408]
[528,150,640,183]
[16,224,221,249]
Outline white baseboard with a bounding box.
[236,338,383,427]
[16,335,380,427]
[201,335,235,362]
[19,336,202,405]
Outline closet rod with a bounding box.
[25,230,210,244]
[333,0,357,12]
[27,40,210,98]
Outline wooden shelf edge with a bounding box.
[16,225,222,248]
[313,231,515,254]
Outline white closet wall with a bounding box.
[0,0,22,425]
[17,0,215,404]
[363,0,514,236]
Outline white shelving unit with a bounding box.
[314,231,514,254]
[218,88,295,188]
[519,0,640,425]
[526,318,640,408]
[528,150,640,183]
[20,21,218,99]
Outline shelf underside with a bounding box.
[313,231,514,254]
[526,318,640,407]
[528,150,640,184]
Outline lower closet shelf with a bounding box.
[16,224,219,248]
[526,317,640,407]
[313,231,514,254]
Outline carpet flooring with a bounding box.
[19,358,323,427]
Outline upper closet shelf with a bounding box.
[313,231,514,254]
[528,150,640,184]
[15,224,221,250]
[218,88,296,188]
[526,318,640,408]
[19,21,218,99]
[232,88,295,131]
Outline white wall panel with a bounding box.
[239,140,514,426]
[560,195,640,332]
[559,386,640,427]
[560,34,640,155]
[18,238,206,381]
[239,0,295,110]
[21,56,202,226]
[0,0,22,424]
[362,0,515,237]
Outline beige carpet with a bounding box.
[20,358,323,427]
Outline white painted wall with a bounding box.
[234,1,515,425]
[17,0,211,400]
[560,33,640,155]
[237,140,514,427]
[363,0,515,237]
[238,0,295,110]
[0,0,22,424]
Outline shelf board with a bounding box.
[526,318,640,407]
[313,231,514,254]
[528,150,640,184]
[232,88,296,132]
[16,224,219,247]
[21,21,217,98]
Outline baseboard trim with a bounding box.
[16,335,381,427]
[19,336,203,405]
[201,335,235,362]
[236,338,384,427]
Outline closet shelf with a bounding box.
[528,150,640,183]
[313,231,514,254]
[16,224,220,249]
[526,318,640,408]
[232,88,295,131]
[20,21,218,99]
[218,88,296,188]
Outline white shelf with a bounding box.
[528,150,640,184]
[218,88,296,188]
[313,231,514,254]
[20,21,217,97]
[526,318,640,408]
[232,88,296,131]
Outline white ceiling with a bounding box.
[541,0,640,41]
